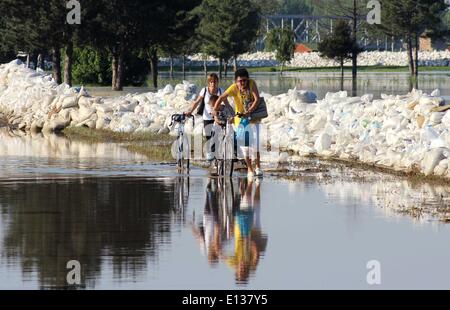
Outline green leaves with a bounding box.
[318,20,356,62]
[266,28,295,63]
[196,0,261,61]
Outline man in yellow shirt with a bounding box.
[214,68,263,178]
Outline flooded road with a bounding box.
[1,129,450,289]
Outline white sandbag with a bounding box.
[431,89,441,97]
[430,112,445,125]
[314,133,332,153]
[361,94,374,104]
[162,84,174,95]
[434,159,448,176]
[421,148,446,175]
[420,125,439,143]
[442,110,450,126]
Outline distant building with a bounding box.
[419,36,448,51]
[295,43,312,53]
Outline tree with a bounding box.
[319,20,356,91]
[314,0,366,96]
[266,28,295,75]
[278,0,313,15]
[378,0,449,90]
[158,0,202,78]
[252,0,281,15]
[195,0,261,77]
[229,4,261,73]
[0,0,85,86]
[88,0,159,91]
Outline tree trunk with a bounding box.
[406,34,415,91]
[351,0,358,97]
[169,55,174,78]
[280,62,284,76]
[112,52,118,91]
[203,58,207,77]
[115,48,124,91]
[219,58,222,78]
[32,53,38,70]
[224,60,228,77]
[233,55,238,72]
[64,41,73,86]
[414,33,419,90]
[182,55,186,79]
[149,48,158,89]
[37,53,44,70]
[340,58,344,91]
[52,47,62,84]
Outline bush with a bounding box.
[72,47,150,86]
[0,50,16,64]
[73,47,111,86]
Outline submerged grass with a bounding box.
[63,126,175,162]
[64,126,172,144]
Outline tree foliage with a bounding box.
[377,0,449,88]
[195,0,261,75]
[319,20,357,90]
[266,28,295,74]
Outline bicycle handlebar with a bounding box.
[169,113,195,128]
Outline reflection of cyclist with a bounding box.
[224,178,267,284]
[191,178,229,265]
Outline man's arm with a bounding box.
[213,92,229,112]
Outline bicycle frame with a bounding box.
[170,114,194,172]
[216,121,235,177]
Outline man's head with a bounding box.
[234,68,250,81]
[235,68,249,86]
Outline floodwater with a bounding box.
[1,128,450,289]
[88,71,450,99]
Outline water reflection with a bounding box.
[192,178,267,285]
[0,128,165,179]
[0,177,185,289]
[0,128,146,160]
[283,159,450,223]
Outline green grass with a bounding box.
[63,126,175,161]
[63,126,172,144]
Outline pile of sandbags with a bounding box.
[0,59,198,135]
[261,87,450,179]
[160,50,450,68]
[287,51,450,68]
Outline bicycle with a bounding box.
[214,117,236,178]
[169,113,195,172]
